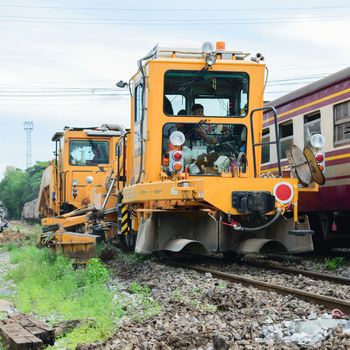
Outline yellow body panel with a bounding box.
[123,177,299,215]
[38,128,121,218]
[120,45,318,255]
[127,59,265,185]
[37,127,123,260]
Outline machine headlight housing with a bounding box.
[170,131,186,146]
[205,53,217,66]
[72,179,78,186]
[310,134,325,148]
[201,41,215,54]
[86,176,94,184]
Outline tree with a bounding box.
[24,161,48,203]
[0,168,27,219]
[0,161,48,219]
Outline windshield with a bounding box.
[162,122,247,176]
[69,140,109,166]
[164,70,249,117]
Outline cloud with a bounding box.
[1,0,349,177]
[274,18,349,50]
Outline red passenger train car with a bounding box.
[262,67,350,248]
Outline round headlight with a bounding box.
[170,131,186,146]
[310,134,325,148]
[205,53,217,66]
[201,41,214,54]
[72,179,78,186]
[86,176,94,184]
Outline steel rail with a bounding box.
[169,262,350,315]
[234,259,350,285]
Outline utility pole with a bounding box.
[24,121,33,169]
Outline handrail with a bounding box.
[250,106,282,178]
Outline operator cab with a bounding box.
[162,63,249,176]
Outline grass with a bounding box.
[172,288,217,313]
[119,250,155,264]
[0,242,18,252]
[6,247,117,349]
[5,246,161,349]
[126,282,161,322]
[324,257,345,271]
[217,281,227,289]
[0,336,6,350]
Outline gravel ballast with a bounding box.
[79,254,350,350]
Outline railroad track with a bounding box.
[232,259,350,285]
[196,254,350,285]
[168,262,350,315]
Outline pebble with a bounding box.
[81,255,350,349]
[232,331,242,340]
[308,312,318,320]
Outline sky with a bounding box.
[0,0,349,178]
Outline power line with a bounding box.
[0,94,128,98]
[268,74,328,83]
[271,63,349,72]
[0,74,330,92]
[0,14,349,25]
[1,14,349,22]
[0,4,350,11]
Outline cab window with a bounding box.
[69,140,109,166]
[162,123,247,176]
[164,70,249,117]
[135,83,143,123]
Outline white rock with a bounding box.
[307,312,317,320]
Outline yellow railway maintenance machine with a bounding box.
[37,125,126,260]
[121,42,319,256]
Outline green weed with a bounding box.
[172,288,217,313]
[129,282,151,295]
[0,336,6,350]
[6,246,161,349]
[119,250,154,264]
[190,287,202,294]
[0,242,18,252]
[6,247,117,349]
[325,257,345,271]
[127,282,161,322]
[217,281,227,289]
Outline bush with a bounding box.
[325,257,345,271]
[7,247,116,349]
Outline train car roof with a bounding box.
[51,125,126,141]
[266,66,350,108]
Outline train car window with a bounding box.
[163,70,249,117]
[304,113,321,148]
[69,141,109,166]
[261,128,270,164]
[162,123,247,176]
[334,100,350,146]
[279,122,293,159]
[135,83,143,123]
